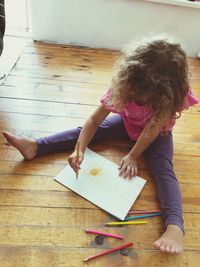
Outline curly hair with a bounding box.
[109,35,189,123]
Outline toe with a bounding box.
[165,243,172,253]
[2,131,12,141]
[159,241,167,252]
[2,131,8,138]
[153,239,161,249]
[179,247,183,254]
[175,246,183,254]
[2,131,10,144]
[170,245,177,254]
[2,131,10,136]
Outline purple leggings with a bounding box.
[37,114,183,231]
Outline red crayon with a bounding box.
[83,242,133,262]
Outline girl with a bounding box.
[2,36,198,254]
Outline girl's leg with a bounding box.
[144,132,184,253]
[37,114,129,155]
[2,114,129,159]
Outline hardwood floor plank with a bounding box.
[0,98,97,118]
[1,111,200,135]
[0,84,105,106]
[0,224,199,250]
[0,206,199,229]
[0,248,199,267]
[0,182,199,212]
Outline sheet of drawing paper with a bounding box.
[55,148,146,220]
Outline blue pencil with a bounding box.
[124,212,161,221]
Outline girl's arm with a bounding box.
[129,118,164,159]
[78,105,110,152]
[119,116,170,178]
[68,105,110,172]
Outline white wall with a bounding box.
[29,0,200,56]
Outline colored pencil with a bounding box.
[124,212,161,221]
[105,220,147,226]
[128,210,161,215]
[76,141,80,179]
[85,229,124,239]
[83,242,133,262]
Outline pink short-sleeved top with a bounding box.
[100,88,199,141]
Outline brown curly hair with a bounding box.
[109,36,189,123]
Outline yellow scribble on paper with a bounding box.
[89,167,102,177]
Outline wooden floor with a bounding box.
[0,41,200,267]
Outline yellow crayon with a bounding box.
[105,220,148,226]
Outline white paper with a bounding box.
[55,148,146,220]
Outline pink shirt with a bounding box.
[101,88,199,141]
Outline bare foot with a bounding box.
[153,224,184,254]
[2,131,38,160]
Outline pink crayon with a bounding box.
[85,229,124,239]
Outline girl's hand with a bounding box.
[68,150,84,173]
[118,154,138,179]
